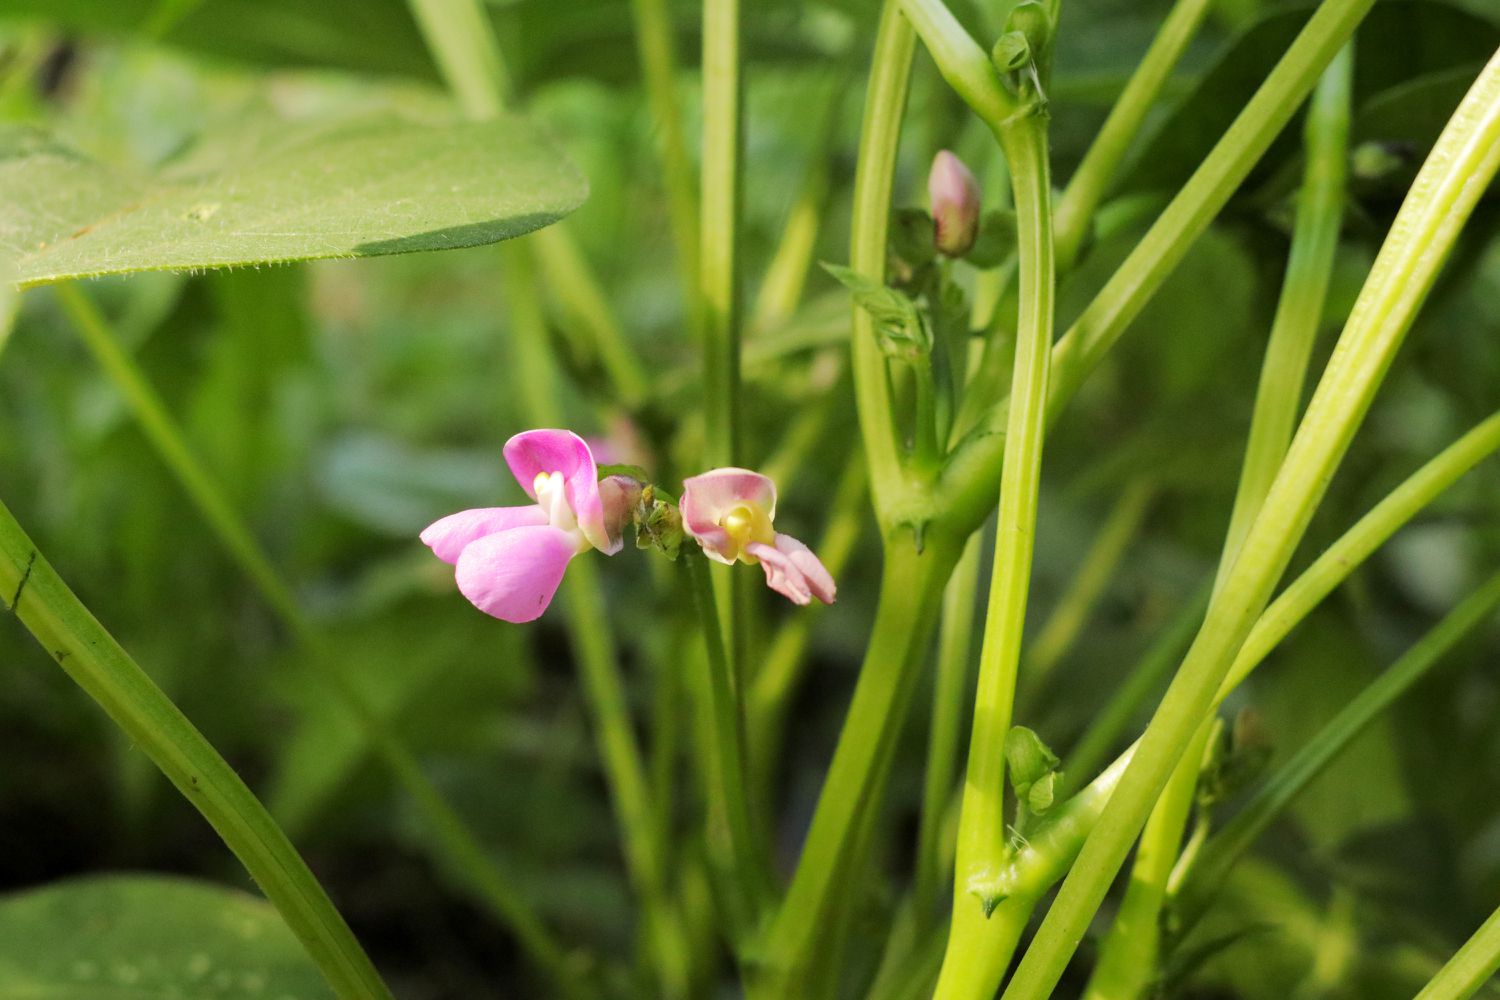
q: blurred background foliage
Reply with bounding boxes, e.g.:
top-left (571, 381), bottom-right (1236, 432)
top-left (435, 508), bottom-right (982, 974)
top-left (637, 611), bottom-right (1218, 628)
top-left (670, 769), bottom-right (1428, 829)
top-left (2, 0), bottom-right (1500, 997)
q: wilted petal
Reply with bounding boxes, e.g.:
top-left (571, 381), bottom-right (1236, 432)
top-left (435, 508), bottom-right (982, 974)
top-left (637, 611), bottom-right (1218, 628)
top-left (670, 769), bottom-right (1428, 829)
top-left (681, 468), bottom-right (777, 564)
top-left (420, 505), bottom-right (548, 565)
top-left (598, 475), bottom-right (642, 552)
top-left (454, 524), bottom-right (578, 622)
top-left (746, 540), bottom-right (813, 605)
top-left (773, 533), bottom-right (836, 604)
top-left (504, 429), bottom-right (615, 554)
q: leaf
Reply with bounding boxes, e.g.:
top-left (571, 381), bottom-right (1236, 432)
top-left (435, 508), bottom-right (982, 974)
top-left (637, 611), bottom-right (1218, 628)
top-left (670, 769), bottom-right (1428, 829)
top-left (1, 112), bottom-right (588, 287)
top-left (821, 262), bottom-right (931, 359)
top-left (0, 875), bottom-right (332, 999)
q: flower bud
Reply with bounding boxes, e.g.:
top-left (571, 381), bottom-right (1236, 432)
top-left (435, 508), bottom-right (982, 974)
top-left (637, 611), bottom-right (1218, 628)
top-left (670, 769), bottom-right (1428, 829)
top-left (928, 150), bottom-right (981, 257)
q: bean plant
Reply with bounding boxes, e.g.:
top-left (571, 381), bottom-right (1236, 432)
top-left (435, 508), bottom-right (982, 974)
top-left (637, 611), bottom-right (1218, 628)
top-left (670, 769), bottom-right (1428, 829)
top-left (2, 1), bottom-right (1500, 998)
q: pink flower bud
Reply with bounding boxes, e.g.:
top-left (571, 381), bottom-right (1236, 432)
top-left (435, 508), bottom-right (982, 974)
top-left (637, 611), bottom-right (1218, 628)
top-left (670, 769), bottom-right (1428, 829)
top-left (929, 150), bottom-right (981, 257)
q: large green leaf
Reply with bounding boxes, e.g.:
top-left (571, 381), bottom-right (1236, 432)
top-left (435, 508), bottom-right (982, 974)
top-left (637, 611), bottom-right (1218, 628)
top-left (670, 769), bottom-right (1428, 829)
top-left (0, 113), bottom-right (587, 287)
top-left (0, 875), bottom-right (332, 999)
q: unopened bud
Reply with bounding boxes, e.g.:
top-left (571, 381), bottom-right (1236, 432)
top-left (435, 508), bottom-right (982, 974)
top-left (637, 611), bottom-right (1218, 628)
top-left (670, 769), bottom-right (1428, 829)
top-left (928, 150), bottom-right (981, 257)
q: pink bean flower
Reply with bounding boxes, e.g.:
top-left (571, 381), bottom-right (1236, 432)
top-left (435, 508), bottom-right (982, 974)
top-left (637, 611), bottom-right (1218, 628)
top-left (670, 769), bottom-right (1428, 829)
top-left (680, 468), bottom-right (836, 606)
top-left (421, 429), bottom-right (633, 623)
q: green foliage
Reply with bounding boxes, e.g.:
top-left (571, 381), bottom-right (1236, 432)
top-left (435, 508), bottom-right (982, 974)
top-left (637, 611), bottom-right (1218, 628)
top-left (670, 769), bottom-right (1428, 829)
top-left (1, 113), bottom-right (586, 286)
top-left (0, 875), bottom-right (331, 999)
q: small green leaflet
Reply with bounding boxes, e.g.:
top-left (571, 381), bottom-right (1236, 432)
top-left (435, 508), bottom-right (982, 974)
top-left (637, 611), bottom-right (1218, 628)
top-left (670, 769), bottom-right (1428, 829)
top-left (0, 112), bottom-right (588, 287)
top-left (0, 875), bottom-right (333, 998)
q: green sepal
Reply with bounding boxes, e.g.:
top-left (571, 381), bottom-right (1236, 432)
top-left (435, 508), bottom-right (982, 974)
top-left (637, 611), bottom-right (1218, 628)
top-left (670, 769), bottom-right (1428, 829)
top-left (633, 483), bottom-right (683, 560)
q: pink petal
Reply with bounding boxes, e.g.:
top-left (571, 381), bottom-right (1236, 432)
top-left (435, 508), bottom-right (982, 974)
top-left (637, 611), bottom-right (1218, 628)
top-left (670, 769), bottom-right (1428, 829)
top-left (680, 468), bottom-right (777, 564)
top-left (503, 429), bottom-right (615, 554)
top-left (420, 505), bottom-right (548, 565)
top-left (454, 525), bottom-right (578, 622)
top-left (774, 532), bottom-right (836, 604)
top-left (745, 540), bottom-right (813, 605)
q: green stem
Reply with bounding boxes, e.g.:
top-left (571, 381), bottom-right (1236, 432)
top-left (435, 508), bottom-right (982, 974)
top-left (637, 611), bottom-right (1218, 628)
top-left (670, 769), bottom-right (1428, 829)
top-left (1415, 906), bottom-right (1500, 1000)
top-left (684, 551), bottom-right (765, 935)
top-left (937, 115), bottom-right (1055, 1000)
top-left (504, 244), bottom-right (689, 995)
top-left (1218, 45), bottom-right (1352, 576)
top-left (631, 0), bottom-right (703, 334)
top-left (1083, 48), bottom-right (1353, 1000)
top-left (702, 0), bottom-right (743, 467)
top-left (56, 281), bottom-right (582, 993)
top-left (1001, 49), bottom-right (1500, 1000)
top-left (747, 455), bottom-right (866, 795)
top-left (408, 0), bottom-right (509, 111)
top-left (752, 75), bottom-right (845, 333)
top-left (409, 0), bottom-right (648, 415)
top-left (409, 5), bottom-right (676, 989)
top-left (1222, 407), bottom-right (1500, 701)
top-left (848, 1), bottom-right (921, 526)
top-left (1066, 402), bottom-right (1500, 855)
top-left (1174, 565), bottom-right (1500, 933)
top-left (530, 228), bottom-right (650, 410)
top-left (1023, 479), bottom-right (1154, 696)
top-left (1079, 718), bottom-right (1212, 1000)
top-left (1062, 585), bottom-right (1210, 795)
top-left (941, 0), bottom-right (1378, 536)
top-left (755, 534), bottom-right (961, 995)
top-left (1052, 0), bottom-right (1213, 269)
top-left (0, 502), bottom-right (393, 1000)
top-left (914, 530), bottom-right (984, 917)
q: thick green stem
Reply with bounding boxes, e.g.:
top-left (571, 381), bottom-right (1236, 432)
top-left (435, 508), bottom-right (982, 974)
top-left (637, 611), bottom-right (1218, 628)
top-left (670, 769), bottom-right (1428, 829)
top-left (934, 115), bottom-right (1055, 1000)
top-left (747, 455), bottom-right (866, 798)
top-left (1083, 48), bottom-right (1353, 1000)
top-left (1002, 50), bottom-right (1500, 1000)
top-left (755, 535), bottom-right (961, 995)
top-left (1052, 0), bottom-right (1213, 269)
top-left (915, 531), bottom-right (984, 917)
top-left (0, 502), bottom-right (393, 1000)
top-left (941, 0), bottom-right (1378, 536)
top-left (1174, 565), bottom-right (1500, 932)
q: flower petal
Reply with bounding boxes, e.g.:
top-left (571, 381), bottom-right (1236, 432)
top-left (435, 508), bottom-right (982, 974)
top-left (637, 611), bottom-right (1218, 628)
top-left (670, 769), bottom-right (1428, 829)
top-left (745, 540), bottom-right (812, 605)
top-left (504, 429), bottom-right (615, 554)
top-left (681, 468), bottom-right (777, 564)
top-left (454, 524), bottom-right (578, 622)
top-left (420, 505), bottom-right (548, 565)
top-left (774, 532), bottom-right (836, 604)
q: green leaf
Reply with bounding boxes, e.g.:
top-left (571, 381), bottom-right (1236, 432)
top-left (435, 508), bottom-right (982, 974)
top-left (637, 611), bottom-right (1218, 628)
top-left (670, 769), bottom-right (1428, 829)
top-left (821, 262), bottom-right (931, 360)
top-left (1, 112), bottom-right (588, 287)
top-left (0, 875), bottom-right (332, 999)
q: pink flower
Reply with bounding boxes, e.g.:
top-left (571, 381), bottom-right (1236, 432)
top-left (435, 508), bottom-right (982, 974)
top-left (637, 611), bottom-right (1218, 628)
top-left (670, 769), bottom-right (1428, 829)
top-left (929, 150), bottom-right (981, 257)
top-left (680, 468), bottom-right (836, 606)
top-left (421, 429), bottom-right (632, 622)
